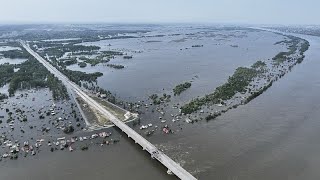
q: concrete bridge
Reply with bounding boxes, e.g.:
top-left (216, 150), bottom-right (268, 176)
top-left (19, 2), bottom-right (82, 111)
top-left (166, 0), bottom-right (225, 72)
top-left (21, 41), bottom-right (197, 180)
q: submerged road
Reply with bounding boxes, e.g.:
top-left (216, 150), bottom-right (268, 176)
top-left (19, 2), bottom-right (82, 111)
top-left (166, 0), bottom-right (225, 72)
top-left (20, 41), bottom-right (197, 180)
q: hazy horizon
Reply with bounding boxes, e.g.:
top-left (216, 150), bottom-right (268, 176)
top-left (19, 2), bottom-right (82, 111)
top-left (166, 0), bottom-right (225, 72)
top-left (0, 0), bottom-right (319, 25)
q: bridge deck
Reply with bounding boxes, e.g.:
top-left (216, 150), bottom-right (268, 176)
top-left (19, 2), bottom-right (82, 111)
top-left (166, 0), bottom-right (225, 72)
top-left (21, 42), bottom-right (197, 180)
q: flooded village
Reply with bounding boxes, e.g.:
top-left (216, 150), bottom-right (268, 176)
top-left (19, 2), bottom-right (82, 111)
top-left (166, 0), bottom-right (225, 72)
top-left (0, 24), bottom-right (313, 179)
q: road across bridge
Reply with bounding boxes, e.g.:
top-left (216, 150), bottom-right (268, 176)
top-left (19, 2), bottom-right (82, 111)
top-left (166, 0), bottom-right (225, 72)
top-left (21, 41), bottom-right (197, 180)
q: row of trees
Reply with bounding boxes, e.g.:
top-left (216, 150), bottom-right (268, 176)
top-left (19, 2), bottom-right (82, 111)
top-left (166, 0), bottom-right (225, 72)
top-left (173, 82), bottom-right (191, 96)
top-left (107, 64), bottom-right (124, 69)
top-left (181, 66), bottom-right (260, 114)
top-left (0, 63), bottom-right (15, 87)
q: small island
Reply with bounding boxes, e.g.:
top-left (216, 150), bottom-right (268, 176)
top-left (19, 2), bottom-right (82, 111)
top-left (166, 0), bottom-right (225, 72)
top-left (192, 45), bottom-right (204, 48)
top-left (78, 62), bottom-right (87, 68)
top-left (173, 82), bottom-right (192, 96)
top-left (180, 34), bottom-right (310, 119)
top-left (107, 64), bottom-right (125, 69)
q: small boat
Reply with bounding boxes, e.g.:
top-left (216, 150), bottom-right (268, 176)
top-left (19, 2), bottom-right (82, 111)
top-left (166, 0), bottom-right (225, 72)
top-left (140, 125), bottom-right (148, 130)
top-left (2, 153), bottom-right (9, 158)
top-left (185, 118), bottom-right (192, 123)
top-left (69, 146), bottom-right (73, 152)
top-left (167, 169), bottom-right (173, 175)
top-left (163, 128), bottom-right (169, 134)
top-left (57, 137), bottom-right (65, 141)
top-left (91, 134), bottom-right (98, 139)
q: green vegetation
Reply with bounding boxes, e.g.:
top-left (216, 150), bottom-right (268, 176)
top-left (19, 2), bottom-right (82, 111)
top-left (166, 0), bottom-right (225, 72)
top-left (31, 39), bottom-right (125, 64)
top-left (1, 49), bottom-right (31, 59)
top-left (78, 62), bottom-right (87, 68)
top-left (173, 82), bottom-right (192, 96)
top-left (0, 54), bottom-right (69, 100)
top-left (0, 63), bottom-right (15, 87)
top-left (28, 37), bottom-right (127, 89)
top-left (0, 46), bottom-right (70, 100)
top-left (101, 51), bottom-right (123, 56)
top-left (244, 82), bottom-right (273, 104)
top-left (299, 40), bottom-right (310, 55)
top-left (274, 39), bottom-right (292, 45)
top-left (0, 41), bottom-right (21, 47)
top-left (192, 45), bottom-right (204, 47)
top-left (205, 112), bottom-right (221, 121)
top-left (107, 64), bottom-right (125, 69)
top-left (37, 43), bottom-right (100, 59)
top-left (47, 75), bottom-right (70, 100)
top-left (60, 57), bottom-right (77, 66)
top-left (60, 69), bottom-right (103, 86)
top-left (45, 56), bottom-right (103, 86)
top-left (149, 93), bottom-right (171, 105)
top-left (210, 67), bottom-right (259, 100)
top-left (181, 36), bottom-right (309, 115)
top-left (181, 66), bottom-right (261, 114)
top-left (77, 51), bottom-right (124, 66)
top-left (7, 58), bottom-right (69, 100)
top-left (15, 28), bottom-right (145, 41)
top-left (149, 94), bottom-right (160, 104)
top-left (95, 87), bottom-right (116, 104)
top-left (123, 55), bottom-right (133, 59)
top-left (272, 35), bottom-right (304, 64)
top-left (28, 41), bottom-right (114, 101)
top-left (79, 56), bottom-right (109, 66)
top-left (297, 40), bottom-right (310, 64)
top-left (81, 146), bottom-right (89, 151)
top-left (272, 52), bottom-right (289, 64)
top-left (0, 93), bottom-right (8, 100)
top-left (251, 60), bottom-right (266, 69)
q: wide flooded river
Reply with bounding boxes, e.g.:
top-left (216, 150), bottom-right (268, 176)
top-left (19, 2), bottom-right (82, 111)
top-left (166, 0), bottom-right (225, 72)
top-left (1, 27), bottom-right (320, 180)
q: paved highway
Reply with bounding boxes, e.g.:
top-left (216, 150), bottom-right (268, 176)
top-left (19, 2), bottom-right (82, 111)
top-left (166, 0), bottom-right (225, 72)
top-left (20, 41), bottom-right (197, 180)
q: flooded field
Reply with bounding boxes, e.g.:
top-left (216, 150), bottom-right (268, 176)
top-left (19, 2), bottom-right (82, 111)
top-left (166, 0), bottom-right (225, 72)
top-left (0, 58), bottom-right (27, 65)
top-left (70, 28), bottom-right (287, 102)
top-left (0, 25), bottom-right (319, 180)
top-left (0, 46), bottom-right (21, 51)
top-left (0, 46), bottom-right (27, 65)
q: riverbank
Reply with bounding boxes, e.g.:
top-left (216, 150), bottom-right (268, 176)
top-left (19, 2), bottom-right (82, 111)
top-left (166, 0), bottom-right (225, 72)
top-left (1, 24), bottom-right (317, 180)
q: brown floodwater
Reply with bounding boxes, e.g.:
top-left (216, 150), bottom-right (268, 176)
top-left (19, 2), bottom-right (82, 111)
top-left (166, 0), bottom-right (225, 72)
top-left (1, 27), bottom-right (320, 180)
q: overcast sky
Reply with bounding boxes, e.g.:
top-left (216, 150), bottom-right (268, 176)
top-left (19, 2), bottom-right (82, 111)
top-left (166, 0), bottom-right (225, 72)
top-left (0, 0), bottom-right (319, 25)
